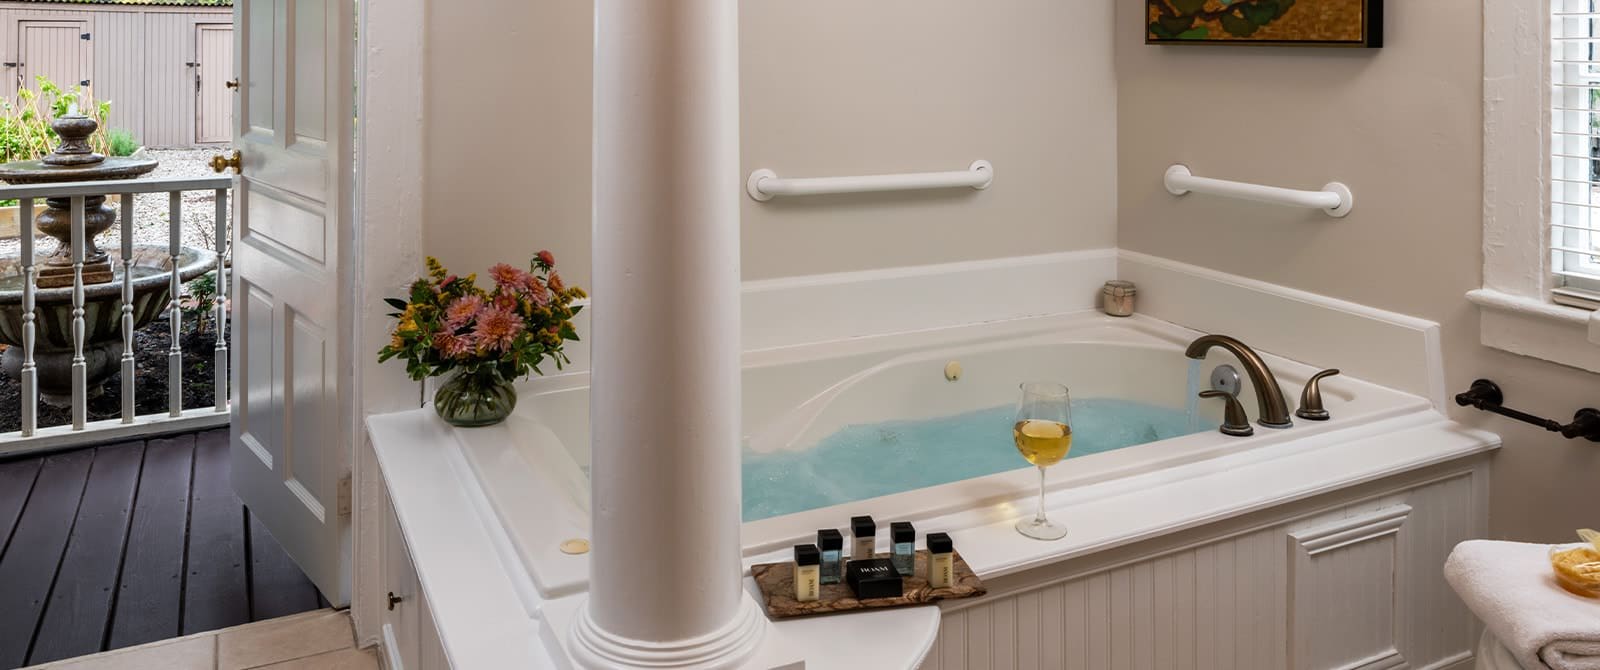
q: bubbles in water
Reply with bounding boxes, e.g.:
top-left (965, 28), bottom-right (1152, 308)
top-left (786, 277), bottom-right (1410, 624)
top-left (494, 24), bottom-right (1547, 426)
top-left (741, 398), bottom-right (1208, 522)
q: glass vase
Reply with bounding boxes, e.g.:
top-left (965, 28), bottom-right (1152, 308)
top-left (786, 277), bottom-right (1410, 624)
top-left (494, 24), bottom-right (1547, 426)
top-left (433, 370), bottom-right (517, 427)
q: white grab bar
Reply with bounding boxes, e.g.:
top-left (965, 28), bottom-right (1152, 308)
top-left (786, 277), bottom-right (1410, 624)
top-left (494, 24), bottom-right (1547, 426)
top-left (746, 160), bottom-right (993, 201)
top-left (1164, 164), bottom-right (1353, 218)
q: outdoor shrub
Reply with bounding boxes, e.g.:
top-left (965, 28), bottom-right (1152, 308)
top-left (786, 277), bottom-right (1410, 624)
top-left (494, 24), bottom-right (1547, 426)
top-left (179, 272), bottom-right (219, 335)
top-left (108, 128), bottom-right (138, 157)
top-left (0, 76), bottom-right (113, 164)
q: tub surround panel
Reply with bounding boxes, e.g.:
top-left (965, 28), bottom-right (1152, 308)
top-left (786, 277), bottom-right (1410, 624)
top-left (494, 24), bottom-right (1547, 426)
top-left (1119, 250), bottom-right (1444, 408)
top-left (544, 249), bottom-right (1117, 379)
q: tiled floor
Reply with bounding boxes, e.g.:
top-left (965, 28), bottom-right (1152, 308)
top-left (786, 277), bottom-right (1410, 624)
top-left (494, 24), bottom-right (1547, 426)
top-left (0, 429), bottom-right (326, 668)
top-left (20, 609), bottom-right (377, 670)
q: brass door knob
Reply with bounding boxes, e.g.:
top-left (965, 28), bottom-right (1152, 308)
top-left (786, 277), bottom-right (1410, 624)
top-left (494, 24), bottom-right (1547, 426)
top-left (386, 591), bottom-right (403, 610)
top-left (224, 78), bottom-right (240, 90)
top-left (1296, 369), bottom-right (1341, 421)
top-left (209, 150), bottom-right (241, 175)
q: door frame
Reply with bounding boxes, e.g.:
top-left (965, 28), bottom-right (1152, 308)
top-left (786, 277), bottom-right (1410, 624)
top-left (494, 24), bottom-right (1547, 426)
top-left (350, 0), bottom-right (426, 648)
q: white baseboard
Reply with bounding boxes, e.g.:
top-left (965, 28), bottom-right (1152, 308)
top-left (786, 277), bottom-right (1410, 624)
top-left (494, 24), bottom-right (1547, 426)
top-left (1118, 250), bottom-right (1445, 408)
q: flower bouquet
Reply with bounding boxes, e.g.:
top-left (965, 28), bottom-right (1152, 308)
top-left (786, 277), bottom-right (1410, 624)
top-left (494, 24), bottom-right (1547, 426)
top-left (379, 251), bottom-right (585, 427)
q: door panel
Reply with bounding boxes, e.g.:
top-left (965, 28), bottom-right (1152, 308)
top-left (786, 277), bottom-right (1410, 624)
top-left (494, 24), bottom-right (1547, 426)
top-left (230, 0), bottom-right (353, 605)
top-left (196, 24), bottom-right (234, 144)
top-left (19, 21), bottom-right (88, 96)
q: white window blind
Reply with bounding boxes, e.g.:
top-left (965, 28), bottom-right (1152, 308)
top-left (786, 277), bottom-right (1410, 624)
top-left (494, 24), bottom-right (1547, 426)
top-left (1553, 0), bottom-right (1600, 306)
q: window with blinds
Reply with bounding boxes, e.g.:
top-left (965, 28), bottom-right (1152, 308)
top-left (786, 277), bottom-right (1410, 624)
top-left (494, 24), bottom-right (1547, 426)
top-left (1553, 0), bottom-right (1600, 306)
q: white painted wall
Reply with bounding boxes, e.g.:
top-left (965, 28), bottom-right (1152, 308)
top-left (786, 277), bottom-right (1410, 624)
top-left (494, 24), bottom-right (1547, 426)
top-left (420, 0), bottom-right (1118, 289)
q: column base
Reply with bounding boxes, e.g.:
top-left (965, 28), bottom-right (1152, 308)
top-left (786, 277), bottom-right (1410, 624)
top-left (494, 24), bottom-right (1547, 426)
top-left (567, 593), bottom-right (768, 670)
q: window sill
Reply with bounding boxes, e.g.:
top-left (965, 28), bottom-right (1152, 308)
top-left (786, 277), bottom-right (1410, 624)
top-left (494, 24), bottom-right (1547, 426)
top-left (1466, 289), bottom-right (1600, 373)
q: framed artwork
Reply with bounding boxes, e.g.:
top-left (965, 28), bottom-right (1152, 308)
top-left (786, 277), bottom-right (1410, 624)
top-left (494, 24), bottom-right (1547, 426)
top-left (1146, 0), bottom-right (1382, 47)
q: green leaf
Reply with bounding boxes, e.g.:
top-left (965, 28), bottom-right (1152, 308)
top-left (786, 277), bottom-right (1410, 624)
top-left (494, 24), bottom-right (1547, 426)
top-left (1220, 12), bottom-right (1258, 36)
top-left (1178, 26), bottom-right (1210, 39)
top-left (1156, 14), bottom-right (1196, 36)
top-left (385, 298), bottom-right (409, 311)
top-left (1170, 0), bottom-right (1207, 14)
top-left (1242, 1), bottom-right (1279, 25)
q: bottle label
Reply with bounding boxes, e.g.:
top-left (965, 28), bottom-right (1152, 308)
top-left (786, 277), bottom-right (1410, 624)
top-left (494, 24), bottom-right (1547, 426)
top-left (931, 554), bottom-right (954, 588)
top-left (796, 565), bottom-right (820, 602)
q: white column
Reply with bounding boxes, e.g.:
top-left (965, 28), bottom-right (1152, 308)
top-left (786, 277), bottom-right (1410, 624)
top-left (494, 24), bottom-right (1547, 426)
top-left (570, 0), bottom-right (763, 667)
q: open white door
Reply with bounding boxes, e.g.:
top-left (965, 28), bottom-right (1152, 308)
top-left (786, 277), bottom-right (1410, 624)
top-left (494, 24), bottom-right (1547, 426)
top-left (228, 0), bottom-right (355, 605)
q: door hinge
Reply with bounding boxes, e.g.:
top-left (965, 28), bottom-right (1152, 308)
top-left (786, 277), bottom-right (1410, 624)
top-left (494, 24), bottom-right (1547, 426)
top-left (80, 32), bottom-right (89, 40)
top-left (337, 473), bottom-right (352, 518)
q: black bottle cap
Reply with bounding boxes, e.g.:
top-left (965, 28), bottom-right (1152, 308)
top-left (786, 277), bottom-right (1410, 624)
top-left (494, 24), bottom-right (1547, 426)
top-left (891, 521), bottom-right (915, 543)
top-left (817, 529), bottom-right (843, 551)
top-left (794, 544), bottom-right (820, 566)
top-left (927, 532), bottom-right (953, 554)
top-left (851, 515), bottom-right (875, 537)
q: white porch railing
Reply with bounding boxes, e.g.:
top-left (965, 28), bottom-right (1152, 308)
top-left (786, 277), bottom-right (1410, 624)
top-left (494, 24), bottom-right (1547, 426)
top-left (0, 175), bottom-right (232, 458)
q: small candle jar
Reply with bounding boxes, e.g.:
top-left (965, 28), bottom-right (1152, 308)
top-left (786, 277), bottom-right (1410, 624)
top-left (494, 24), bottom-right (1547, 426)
top-left (927, 532), bottom-right (955, 589)
top-left (794, 544), bottom-right (820, 602)
top-left (817, 529), bottom-right (843, 585)
top-left (890, 521), bottom-right (915, 576)
top-left (851, 515), bottom-right (876, 561)
top-left (1101, 280), bottom-right (1136, 317)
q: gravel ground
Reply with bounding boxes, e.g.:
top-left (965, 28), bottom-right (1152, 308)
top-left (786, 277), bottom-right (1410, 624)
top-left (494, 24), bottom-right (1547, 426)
top-left (0, 147), bottom-right (233, 258)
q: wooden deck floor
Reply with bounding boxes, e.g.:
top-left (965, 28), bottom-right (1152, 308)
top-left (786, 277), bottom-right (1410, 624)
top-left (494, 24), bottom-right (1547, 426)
top-left (0, 429), bottom-right (325, 669)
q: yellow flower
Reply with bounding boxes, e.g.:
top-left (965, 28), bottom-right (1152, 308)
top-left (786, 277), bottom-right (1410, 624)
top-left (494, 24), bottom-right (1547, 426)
top-left (389, 333), bottom-right (405, 349)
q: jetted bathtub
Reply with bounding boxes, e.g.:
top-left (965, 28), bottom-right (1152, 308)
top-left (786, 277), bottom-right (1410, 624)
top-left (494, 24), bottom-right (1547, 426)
top-left (477, 312), bottom-right (1429, 585)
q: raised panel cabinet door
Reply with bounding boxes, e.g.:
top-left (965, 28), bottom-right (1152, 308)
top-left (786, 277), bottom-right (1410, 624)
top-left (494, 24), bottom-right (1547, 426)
top-left (1287, 504), bottom-right (1413, 670)
top-left (228, 0), bottom-right (355, 606)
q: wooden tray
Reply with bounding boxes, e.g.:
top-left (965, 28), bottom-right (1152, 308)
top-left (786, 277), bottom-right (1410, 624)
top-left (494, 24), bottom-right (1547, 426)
top-left (751, 550), bottom-right (986, 619)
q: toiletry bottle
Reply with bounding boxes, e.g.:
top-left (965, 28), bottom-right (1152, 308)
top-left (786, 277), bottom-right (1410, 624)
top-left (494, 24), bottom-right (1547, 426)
top-left (794, 544), bottom-right (820, 602)
top-left (927, 532), bottom-right (955, 589)
top-left (851, 516), bottom-right (876, 560)
top-left (817, 529), bottom-right (844, 585)
top-left (890, 521), bottom-right (916, 576)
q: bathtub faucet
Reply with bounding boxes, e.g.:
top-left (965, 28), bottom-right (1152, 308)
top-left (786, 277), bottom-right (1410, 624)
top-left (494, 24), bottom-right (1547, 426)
top-left (1184, 334), bottom-right (1293, 429)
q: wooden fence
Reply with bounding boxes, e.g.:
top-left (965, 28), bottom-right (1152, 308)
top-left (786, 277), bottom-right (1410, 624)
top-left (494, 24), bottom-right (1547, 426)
top-left (0, 1), bottom-right (233, 148)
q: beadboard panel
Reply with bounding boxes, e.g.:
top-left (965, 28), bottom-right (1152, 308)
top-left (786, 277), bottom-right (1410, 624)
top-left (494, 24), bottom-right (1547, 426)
top-left (919, 473), bottom-right (1483, 670)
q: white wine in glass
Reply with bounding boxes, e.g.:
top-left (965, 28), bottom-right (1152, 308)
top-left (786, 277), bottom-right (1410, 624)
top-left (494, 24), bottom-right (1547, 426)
top-left (1013, 382), bottom-right (1071, 540)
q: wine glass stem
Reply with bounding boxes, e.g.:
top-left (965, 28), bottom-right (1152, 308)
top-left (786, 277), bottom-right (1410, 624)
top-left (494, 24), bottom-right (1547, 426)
top-left (1035, 466), bottom-right (1047, 524)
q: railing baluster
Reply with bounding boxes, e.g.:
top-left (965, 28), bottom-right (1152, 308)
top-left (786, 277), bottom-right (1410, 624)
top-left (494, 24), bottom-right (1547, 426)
top-left (213, 188), bottom-right (228, 413)
top-left (120, 193), bottom-right (135, 423)
top-left (70, 196), bottom-right (86, 430)
top-left (19, 198), bottom-right (35, 437)
top-left (167, 191), bottom-right (182, 418)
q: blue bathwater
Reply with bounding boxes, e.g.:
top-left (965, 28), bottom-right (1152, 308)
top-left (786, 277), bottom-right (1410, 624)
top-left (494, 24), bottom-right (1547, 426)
top-left (741, 398), bottom-right (1205, 522)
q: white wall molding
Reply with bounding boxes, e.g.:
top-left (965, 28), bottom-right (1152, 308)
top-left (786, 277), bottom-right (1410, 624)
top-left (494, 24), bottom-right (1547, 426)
top-left (1291, 504), bottom-right (1412, 556)
top-left (1468, 289), bottom-right (1600, 372)
top-left (1117, 250), bottom-right (1445, 407)
top-left (1474, 0), bottom-right (1600, 368)
top-left (353, 0), bottom-right (428, 647)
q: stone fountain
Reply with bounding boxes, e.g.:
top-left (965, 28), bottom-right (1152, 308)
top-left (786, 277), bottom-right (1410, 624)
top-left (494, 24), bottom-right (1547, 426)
top-left (0, 114), bottom-right (215, 405)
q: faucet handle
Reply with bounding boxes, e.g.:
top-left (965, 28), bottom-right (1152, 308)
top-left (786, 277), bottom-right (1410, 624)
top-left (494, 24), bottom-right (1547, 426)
top-left (1295, 369), bottom-right (1341, 421)
top-left (1198, 390), bottom-right (1254, 437)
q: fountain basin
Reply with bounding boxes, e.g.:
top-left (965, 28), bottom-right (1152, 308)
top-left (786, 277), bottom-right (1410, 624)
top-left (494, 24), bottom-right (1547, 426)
top-left (0, 245), bottom-right (216, 403)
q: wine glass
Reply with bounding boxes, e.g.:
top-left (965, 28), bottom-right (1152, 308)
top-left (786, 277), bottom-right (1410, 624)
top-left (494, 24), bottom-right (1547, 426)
top-left (1013, 382), bottom-right (1072, 540)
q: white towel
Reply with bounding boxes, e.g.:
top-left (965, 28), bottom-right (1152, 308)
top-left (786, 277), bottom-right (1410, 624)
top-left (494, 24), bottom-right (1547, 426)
top-left (1445, 540), bottom-right (1600, 670)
